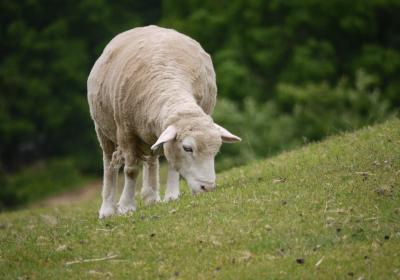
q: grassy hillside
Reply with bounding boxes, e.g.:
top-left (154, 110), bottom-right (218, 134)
top-left (1, 119), bottom-right (399, 279)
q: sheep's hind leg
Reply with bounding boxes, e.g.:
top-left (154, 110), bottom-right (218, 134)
top-left (164, 164), bottom-right (180, 202)
top-left (141, 155), bottom-right (161, 205)
top-left (96, 126), bottom-right (118, 219)
top-left (117, 154), bottom-right (139, 215)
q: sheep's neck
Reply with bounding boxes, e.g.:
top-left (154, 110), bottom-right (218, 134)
top-left (159, 98), bottom-right (207, 132)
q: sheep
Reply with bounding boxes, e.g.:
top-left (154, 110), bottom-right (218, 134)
top-left (87, 25), bottom-right (241, 218)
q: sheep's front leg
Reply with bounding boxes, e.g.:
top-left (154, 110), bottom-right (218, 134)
top-left (164, 164), bottom-right (180, 201)
top-left (141, 156), bottom-right (161, 205)
top-left (117, 163), bottom-right (139, 215)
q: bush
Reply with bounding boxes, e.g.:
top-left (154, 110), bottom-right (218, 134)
top-left (0, 158), bottom-right (86, 210)
top-left (276, 69), bottom-right (392, 140)
top-left (213, 98), bottom-right (297, 171)
top-left (213, 70), bottom-right (394, 171)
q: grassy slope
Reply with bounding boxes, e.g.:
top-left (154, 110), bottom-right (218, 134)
top-left (1, 119), bottom-right (399, 279)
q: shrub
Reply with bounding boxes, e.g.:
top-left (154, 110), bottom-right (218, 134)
top-left (0, 158), bottom-right (86, 210)
top-left (213, 70), bottom-right (394, 171)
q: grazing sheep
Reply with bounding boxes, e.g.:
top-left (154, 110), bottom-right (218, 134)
top-left (87, 25), bottom-right (241, 218)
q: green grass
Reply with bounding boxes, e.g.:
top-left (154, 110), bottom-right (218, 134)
top-left (1, 119), bottom-right (399, 279)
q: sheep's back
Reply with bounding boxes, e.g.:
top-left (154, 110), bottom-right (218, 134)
top-left (87, 25), bottom-right (217, 144)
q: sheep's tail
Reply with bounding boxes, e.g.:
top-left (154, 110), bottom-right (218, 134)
top-left (110, 147), bottom-right (124, 170)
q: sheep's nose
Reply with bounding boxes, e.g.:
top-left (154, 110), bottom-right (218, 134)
top-left (200, 183), bottom-right (216, 192)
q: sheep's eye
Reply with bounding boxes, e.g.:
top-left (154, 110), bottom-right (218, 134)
top-left (183, 145), bottom-right (193, 152)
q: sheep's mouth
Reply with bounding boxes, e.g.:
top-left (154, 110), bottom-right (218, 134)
top-left (191, 186), bottom-right (210, 194)
top-left (200, 184), bottom-right (216, 192)
top-left (187, 179), bottom-right (215, 193)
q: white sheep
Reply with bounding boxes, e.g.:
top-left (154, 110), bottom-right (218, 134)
top-left (87, 25), bottom-right (241, 218)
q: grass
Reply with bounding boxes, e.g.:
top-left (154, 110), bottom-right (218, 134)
top-left (0, 119), bottom-right (399, 279)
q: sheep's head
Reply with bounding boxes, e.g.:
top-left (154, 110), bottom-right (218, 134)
top-left (151, 117), bottom-right (241, 194)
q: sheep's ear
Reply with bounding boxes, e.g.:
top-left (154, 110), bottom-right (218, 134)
top-left (214, 124), bottom-right (241, 143)
top-left (151, 125), bottom-right (177, 150)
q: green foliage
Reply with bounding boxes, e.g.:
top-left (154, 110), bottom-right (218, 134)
top-left (0, 158), bottom-right (86, 210)
top-left (276, 70), bottom-right (391, 140)
top-left (1, 119), bottom-right (399, 279)
top-left (1, 0), bottom-right (399, 207)
top-left (214, 70), bottom-right (392, 171)
top-left (162, 0), bottom-right (400, 103)
top-left (0, 0), bottom-right (161, 171)
top-left (214, 98), bottom-right (297, 171)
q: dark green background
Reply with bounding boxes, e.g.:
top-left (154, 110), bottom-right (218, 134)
top-left (1, 0), bottom-right (399, 209)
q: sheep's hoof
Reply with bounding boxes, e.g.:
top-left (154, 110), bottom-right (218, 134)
top-left (117, 204), bottom-right (136, 215)
top-left (164, 192), bottom-right (180, 202)
top-left (99, 203), bottom-right (116, 219)
top-left (142, 191), bottom-right (161, 205)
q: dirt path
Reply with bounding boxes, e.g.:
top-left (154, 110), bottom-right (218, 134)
top-left (34, 180), bottom-right (101, 208)
top-left (34, 166), bottom-right (166, 208)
